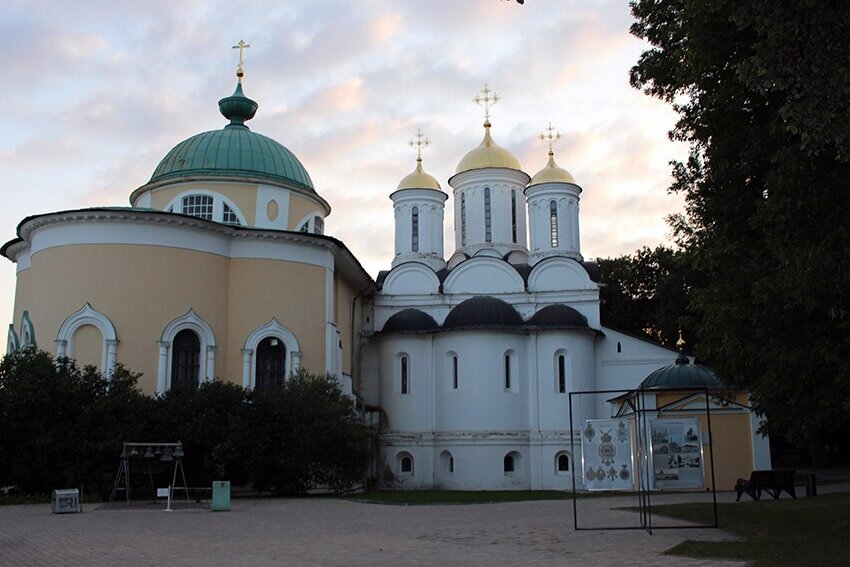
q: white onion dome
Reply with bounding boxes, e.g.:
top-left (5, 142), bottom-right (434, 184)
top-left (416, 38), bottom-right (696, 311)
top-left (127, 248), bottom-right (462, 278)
top-left (528, 151), bottom-right (576, 186)
top-left (455, 121), bottom-right (523, 174)
top-left (397, 157), bottom-right (442, 191)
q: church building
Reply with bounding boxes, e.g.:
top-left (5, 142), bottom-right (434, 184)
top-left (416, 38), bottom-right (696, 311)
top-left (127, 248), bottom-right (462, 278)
top-left (2, 60), bottom-right (770, 491)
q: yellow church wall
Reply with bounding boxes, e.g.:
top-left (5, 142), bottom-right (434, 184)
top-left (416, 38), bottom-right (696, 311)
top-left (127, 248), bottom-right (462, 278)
top-left (287, 193), bottom-right (324, 230)
top-left (225, 258), bottom-right (327, 379)
top-left (333, 274), bottom-right (361, 377)
top-left (72, 324), bottom-right (103, 370)
top-left (22, 244), bottom-right (230, 393)
top-left (147, 181), bottom-right (258, 226)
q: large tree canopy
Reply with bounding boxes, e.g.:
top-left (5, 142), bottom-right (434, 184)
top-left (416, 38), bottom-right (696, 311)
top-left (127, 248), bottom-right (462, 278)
top-left (630, 0), bottom-right (850, 445)
top-left (598, 245), bottom-right (699, 349)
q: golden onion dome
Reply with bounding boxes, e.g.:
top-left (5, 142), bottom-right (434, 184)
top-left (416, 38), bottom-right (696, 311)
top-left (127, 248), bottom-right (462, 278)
top-left (528, 151), bottom-right (576, 186)
top-left (455, 121), bottom-right (523, 174)
top-left (397, 158), bottom-right (442, 190)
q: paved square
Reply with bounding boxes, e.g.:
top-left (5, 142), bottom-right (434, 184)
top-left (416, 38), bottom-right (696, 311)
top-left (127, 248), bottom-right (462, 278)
top-left (0, 492), bottom-right (747, 566)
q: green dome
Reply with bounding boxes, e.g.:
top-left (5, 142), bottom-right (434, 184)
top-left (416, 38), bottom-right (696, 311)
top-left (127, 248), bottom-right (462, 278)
top-left (640, 352), bottom-right (721, 390)
top-left (148, 83), bottom-right (314, 192)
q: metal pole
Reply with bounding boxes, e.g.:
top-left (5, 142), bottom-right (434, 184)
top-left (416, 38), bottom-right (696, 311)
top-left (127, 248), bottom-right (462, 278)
top-left (569, 391), bottom-right (578, 530)
top-left (704, 387), bottom-right (719, 528)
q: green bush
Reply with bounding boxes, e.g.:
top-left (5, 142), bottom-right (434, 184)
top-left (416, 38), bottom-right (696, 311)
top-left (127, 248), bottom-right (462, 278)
top-left (0, 349), bottom-right (371, 499)
top-left (241, 369), bottom-right (372, 495)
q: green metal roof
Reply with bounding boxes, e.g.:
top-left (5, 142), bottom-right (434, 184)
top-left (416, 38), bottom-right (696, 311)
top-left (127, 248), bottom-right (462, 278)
top-left (148, 83), bottom-right (314, 192)
top-left (640, 353), bottom-right (721, 390)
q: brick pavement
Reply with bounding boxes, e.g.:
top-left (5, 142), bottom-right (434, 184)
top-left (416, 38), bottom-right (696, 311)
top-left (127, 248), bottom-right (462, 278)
top-left (0, 491), bottom-right (761, 566)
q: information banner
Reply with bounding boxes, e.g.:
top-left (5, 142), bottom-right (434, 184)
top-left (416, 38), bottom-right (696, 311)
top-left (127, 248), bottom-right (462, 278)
top-left (649, 418), bottom-right (705, 489)
top-left (581, 418), bottom-right (634, 491)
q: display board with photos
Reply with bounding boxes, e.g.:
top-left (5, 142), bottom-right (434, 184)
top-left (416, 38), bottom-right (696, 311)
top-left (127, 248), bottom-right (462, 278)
top-left (649, 418), bottom-right (705, 489)
top-left (580, 418), bottom-right (634, 491)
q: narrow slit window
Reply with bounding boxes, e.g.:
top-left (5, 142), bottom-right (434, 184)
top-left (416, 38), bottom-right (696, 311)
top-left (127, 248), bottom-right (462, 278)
top-left (411, 206), bottom-right (419, 252)
top-left (452, 355), bottom-right (458, 389)
top-left (461, 193), bottom-right (467, 246)
top-left (504, 353), bottom-right (511, 390)
top-left (558, 354), bottom-right (566, 393)
top-left (549, 200), bottom-right (559, 247)
top-left (400, 355), bottom-right (409, 394)
top-left (484, 187), bottom-right (492, 243)
top-left (511, 189), bottom-right (517, 243)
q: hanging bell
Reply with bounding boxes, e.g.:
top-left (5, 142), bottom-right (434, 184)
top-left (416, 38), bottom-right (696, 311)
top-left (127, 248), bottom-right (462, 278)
top-left (129, 447), bottom-right (140, 457)
top-left (144, 446), bottom-right (155, 459)
top-left (160, 448), bottom-right (174, 462)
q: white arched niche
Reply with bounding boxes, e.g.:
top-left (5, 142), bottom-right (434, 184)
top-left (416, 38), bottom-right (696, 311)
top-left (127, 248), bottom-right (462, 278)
top-left (55, 302), bottom-right (118, 377)
top-left (241, 318), bottom-right (301, 389)
top-left (157, 309), bottom-right (216, 394)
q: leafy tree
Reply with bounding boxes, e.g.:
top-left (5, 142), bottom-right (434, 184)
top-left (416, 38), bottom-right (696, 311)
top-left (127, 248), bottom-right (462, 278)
top-left (241, 369), bottom-right (371, 495)
top-left (0, 348), bottom-right (149, 495)
top-left (630, 0), bottom-right (850, 456)
top-left (598, 245), bottom-right (700, 348)
top-left (148, 381), bottom-right (249, 487)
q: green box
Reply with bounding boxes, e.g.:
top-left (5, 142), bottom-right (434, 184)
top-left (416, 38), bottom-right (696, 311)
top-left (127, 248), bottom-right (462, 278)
top-left (211, 481), bottom-right (230, 512)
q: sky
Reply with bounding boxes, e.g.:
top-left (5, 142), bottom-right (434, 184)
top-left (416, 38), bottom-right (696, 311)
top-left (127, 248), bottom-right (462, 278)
top-left (0, 0), bottom-right (687, 331)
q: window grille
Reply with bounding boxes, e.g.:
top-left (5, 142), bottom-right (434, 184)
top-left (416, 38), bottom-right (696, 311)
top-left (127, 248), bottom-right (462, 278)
top-left (222, 203), bottom-right (240, 225)
top-left (255, 336), bottom-right (286, 391)
top-left (181, 195), bottom-right (214, 220)
top-left (171, 329), bottom-right (200, 389)
top-left (461, 194), bottom-right (467, 246)
top-left (511, 189), bottom-right (517, 243)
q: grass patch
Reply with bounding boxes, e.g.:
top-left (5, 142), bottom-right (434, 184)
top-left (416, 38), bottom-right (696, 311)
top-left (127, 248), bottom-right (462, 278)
top-left (344, 489), bottom-right (628, 505)
top-left (347, 490), bottom-right (569, 505)
top-left (654, 492), bottom-right (850, 566)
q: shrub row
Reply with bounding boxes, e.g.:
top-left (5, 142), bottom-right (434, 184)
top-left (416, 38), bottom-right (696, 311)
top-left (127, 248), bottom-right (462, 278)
top-left (0, 348), bottom-right (371, 498)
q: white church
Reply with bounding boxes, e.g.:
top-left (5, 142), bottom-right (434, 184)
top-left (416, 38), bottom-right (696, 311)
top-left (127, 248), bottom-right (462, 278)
top-left (2, 60), bottom-right (769, 491)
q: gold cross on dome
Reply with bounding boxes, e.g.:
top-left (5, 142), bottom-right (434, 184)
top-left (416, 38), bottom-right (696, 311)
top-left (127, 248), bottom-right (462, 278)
top-left (408, 129), bottom-right (431, 160)
top-left (232, 40), bottom-right (251, 78)
top-left (539, 122), bottom-right (562, 154)
top-left (473, 82), bottom-right (500, 122)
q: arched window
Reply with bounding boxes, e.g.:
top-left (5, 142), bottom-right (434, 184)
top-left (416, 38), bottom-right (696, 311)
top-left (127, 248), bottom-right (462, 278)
top-left (167, 191), bottom-right (247, 225)
top-left (55, 303), bottom-right (118, 376)
top-left (511, 189), bottom-right (517, 243)
top-left (504, 451), bottom-right (521, 475)
top-left (557, 352), bottom-right (567, 394)
top-left (461, 193), bottom-right (467, 246)
top-left (440, 450), bottom-right (454, 475)
top-left (20, 311), bottom-right (35, 348)
top-left (504, 353), bottom-right (511, 390)
top-left (7, 325), bottom-right (19, 355)
top-left (400, 354), bottom-right (410, 394)
top-left (556, 452), bottom-right (570, 473)
top-left (549, 200), bottom-right (559, 247)
top-left (255, 336), bottom-right (287, 391)
top-left (171, 329), bottom-right (200, 389)
top-left (313, 216), bottom-right (324, 235)
top-left (158, 309), bottom-right (216, 394)
top-left (397, 452), bottom-right (414, 476)
top-left (242, 318), bottom-right (300, 390)
top-left (182, 194), bottom-right (214, 220)
top-left (299, 221), bottom-right (310, 233)
top-left (411, 206), bottom-right (419, 252)
top-left (484, 187), bottom-right (492, 242)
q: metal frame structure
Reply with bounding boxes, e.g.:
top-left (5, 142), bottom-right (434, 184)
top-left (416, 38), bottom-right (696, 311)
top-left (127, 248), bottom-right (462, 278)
top-left (108, 442), bottom-right (190, 508)
top-left (569, 387), bottom-right (719, 534)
